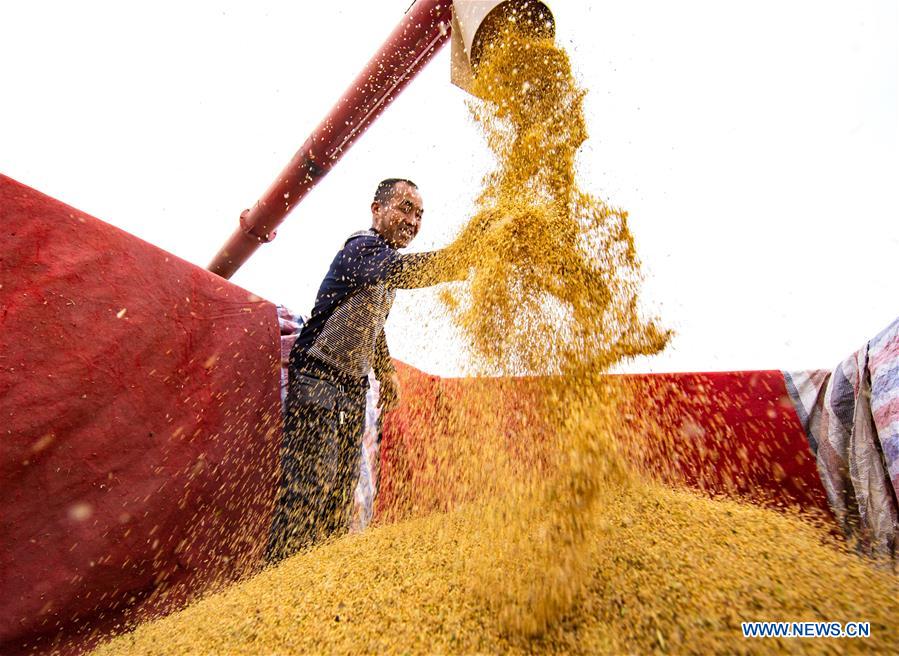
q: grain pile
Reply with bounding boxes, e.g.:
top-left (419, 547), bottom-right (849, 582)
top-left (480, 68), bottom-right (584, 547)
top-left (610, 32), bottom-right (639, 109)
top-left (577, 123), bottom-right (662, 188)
top-left (93, 13), bottom-right (898, 656)
top-left (93, 482), bottom-right (899, 655)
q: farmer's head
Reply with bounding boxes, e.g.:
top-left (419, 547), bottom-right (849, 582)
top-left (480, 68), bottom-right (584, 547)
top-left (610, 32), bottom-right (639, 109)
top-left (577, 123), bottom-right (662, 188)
top-left (371, 178), bottom-right (423, 248)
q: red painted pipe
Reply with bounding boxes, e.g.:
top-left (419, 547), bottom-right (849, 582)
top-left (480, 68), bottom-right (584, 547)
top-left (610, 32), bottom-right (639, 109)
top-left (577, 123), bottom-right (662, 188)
top-left (208, 0), bottom-right (453, 279)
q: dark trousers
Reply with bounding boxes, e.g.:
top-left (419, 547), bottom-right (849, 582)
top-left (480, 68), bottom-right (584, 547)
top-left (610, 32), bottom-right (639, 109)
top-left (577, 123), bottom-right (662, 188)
top-left (265, 371), bottom-right (366, 564)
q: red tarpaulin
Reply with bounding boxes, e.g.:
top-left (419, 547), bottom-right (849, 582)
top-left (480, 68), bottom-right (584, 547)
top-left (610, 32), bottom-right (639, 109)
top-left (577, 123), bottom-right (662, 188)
top-left (0, 174), bottom-right (282, 654)
top-left (378, 366), bottom-right (831, 519)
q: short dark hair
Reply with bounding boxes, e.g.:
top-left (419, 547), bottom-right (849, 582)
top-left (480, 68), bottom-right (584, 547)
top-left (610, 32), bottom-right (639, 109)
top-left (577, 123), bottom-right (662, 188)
top-left (373, 178), bottom-right (417, 205)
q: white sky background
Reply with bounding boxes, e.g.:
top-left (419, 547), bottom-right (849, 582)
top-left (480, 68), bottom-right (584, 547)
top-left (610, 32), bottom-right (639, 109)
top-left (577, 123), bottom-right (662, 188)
top-left (2, 1), bottom-right (897, 376)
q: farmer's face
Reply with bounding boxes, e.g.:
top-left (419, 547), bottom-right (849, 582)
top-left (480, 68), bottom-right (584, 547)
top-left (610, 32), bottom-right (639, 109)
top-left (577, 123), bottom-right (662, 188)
top-left (372, 182), bottom-right (423, 248)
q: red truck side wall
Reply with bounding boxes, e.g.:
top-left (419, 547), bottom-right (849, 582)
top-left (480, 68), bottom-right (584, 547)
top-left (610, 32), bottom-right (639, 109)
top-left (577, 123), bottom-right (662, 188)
top-left (378, 366), bottom-right (830, 520)
top-left (0, 175), bottom-right (282, 654)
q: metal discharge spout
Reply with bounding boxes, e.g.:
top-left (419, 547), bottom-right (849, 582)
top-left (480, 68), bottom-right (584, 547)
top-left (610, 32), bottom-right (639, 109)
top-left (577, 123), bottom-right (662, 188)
top-left (208, 0), bottom-right (453, 279)
top-left (451, 0), bottom-right (554, 96)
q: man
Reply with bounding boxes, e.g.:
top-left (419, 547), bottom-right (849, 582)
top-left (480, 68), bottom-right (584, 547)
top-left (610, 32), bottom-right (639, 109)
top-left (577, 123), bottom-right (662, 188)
top-left (266, 178), bottom-right (458, 563)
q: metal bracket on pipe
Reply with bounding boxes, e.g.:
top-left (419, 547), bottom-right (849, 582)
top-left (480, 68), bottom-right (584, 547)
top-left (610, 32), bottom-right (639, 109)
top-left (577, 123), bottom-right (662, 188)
top-left (239, 210), bottom-right (277, 243)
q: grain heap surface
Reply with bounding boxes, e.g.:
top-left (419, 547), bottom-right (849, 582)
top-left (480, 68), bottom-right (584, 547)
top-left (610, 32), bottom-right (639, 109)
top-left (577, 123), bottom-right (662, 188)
top-left (94, 13), bottom-right (898, 656)
top-left (94, 483), bottom-right (899, 655)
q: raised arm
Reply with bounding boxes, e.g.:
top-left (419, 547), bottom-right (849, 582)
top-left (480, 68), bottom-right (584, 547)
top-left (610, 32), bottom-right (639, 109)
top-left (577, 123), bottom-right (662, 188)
top-left (341, 236), bottom-right (465, 290)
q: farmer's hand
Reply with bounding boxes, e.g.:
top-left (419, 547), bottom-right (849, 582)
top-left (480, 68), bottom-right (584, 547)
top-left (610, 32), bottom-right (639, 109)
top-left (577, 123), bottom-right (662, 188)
top-left (378, 371), bottom-right (401, 412)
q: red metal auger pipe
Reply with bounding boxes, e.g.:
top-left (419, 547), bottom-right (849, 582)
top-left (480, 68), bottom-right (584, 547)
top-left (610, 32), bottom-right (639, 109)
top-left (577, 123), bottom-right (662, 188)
top-left (208, 0), bottom-right (453, 279)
